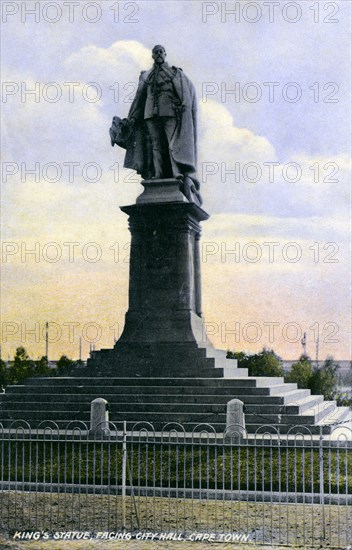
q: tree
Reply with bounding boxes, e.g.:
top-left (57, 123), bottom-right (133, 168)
top-left (227, 348), bottom-right (283, 377)
top-left (335, 390), bottom-right (352, 407)
top-left (57, 355), bottom-right (75, 372)
top-left (33, 356), bottom-right (50, 377)
top-left (334, 361), bottom-right (352, 406)
top-left (309, 356), bottom-right (339, 401)
top-left (0, 359), bottom-right (8, 391)
top-left (285, 354), bottom-right (313, 388)
top-left (226, 350), bottom-right (247, 362)
top-left (9, 347), bottom-right (35, 385)
top-left (284, 355), bottom-right (342, 402)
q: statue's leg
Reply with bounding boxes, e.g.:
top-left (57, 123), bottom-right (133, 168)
top-left (163, 117), bottom-right (182, 178)
top-left (146, 119), bottom-right (164, 178)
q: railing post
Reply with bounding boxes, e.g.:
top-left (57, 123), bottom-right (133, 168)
top-left (89, 398), bottom-right (110, 435)
top-left (122, 420), bottom-right (127, 528)
top-left (319, 426), bottom-right (326, 541)
top-left (225, 399), bottom-right (246, 440)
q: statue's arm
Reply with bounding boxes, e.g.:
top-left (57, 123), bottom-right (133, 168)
top-left (128, 71), bottom-right (147, 122)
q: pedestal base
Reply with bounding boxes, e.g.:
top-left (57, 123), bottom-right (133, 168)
top-left (87, 185), bottom-right (219, 376)
top-left (136, 178), bottom-right (188, 204)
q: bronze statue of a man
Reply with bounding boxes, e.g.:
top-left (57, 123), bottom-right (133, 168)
top-left (112, 46), bottom-right (198, 182)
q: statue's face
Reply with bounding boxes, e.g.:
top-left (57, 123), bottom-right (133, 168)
top-left (152, 46), bottom-right (166, 65)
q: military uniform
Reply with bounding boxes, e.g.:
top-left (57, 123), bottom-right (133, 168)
top-left (143, 63), bottom-right (182, 178)
top-left (126, 59), bottom-right (197, 182)
top-left (144, 63), bottom-right (180, 118)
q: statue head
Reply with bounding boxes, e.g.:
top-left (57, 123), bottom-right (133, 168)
top-left (152, 45), bottom-right (166, 65)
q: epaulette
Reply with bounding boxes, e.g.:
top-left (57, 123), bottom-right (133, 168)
top-left (172, 66), bottom-right (182, 71)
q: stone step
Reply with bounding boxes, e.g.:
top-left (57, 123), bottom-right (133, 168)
top-left (203, 349), bottom-right (249, 375)
top-left (5, 384), bottom-right (300, 399)
top-left (117, 403), bottom-right (333, 426)
top-left (5, 383), bottom-right (299, 399)
top-left (0, 393), bottom-right (325, 414)
top-left (3, 387), bottom-right (310, 405)
top-left (2, 410), bottom-right (224, 425)
top-left (0, 394), bottom-right (243, 406)
top-left (2, 371), bottom-right (344, 435)
top-left (228, 395), bottom-right (324, 415)
top-left (238, 389), bottom-right (312, 404)
top-left (100, 344), bottom-right (231, 363)
top-left (1, 408), bottom-right (348, 434)
top-left (2, 410), bottom-right (84, 422)
top-left (2, 403), bottom-right (336, 426)
top-left (239, 402), bottom-right (337, 426)
top-left (283, 401), bottom-right (337, 425)
top-left (22, 376), bottom-right (287, 387)
top-left (0, 417), bottom-right (341, 435)
top-left (247, 408), bottom-right (351, 434)
top-left (283, 394), bottom-right (324, 414)
top-left (105, 407), bottom-right (340, 428)
top-left (316, 404), bottom-right (351, 427)
top-left (2, 401), bottom-right (225, 414)
top-left (219, 367), bottom-right (250, 378)
top-left (6, 385), bottom-right (259, 397)
top-left (265, 384), bottom-right (298, 395)
top-left (236, 423), bottom-right (338, 435)
top-left (204, 347), bottom-right (227, 361)
top-left (84, 347), bottom-right (245, 377)
top-left (0, 391), bottom-right (311, 406)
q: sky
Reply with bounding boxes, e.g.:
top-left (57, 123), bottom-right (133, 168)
top-left (1, 0), bottom-right (351, 361)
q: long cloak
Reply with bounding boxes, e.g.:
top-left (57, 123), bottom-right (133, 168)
top-left (124, 67), bottom-right (197, 180)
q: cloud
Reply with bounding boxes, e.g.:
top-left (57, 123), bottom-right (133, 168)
top-left (1, 39), bottom-right (350, 360)
top-left (63, 40), bottom-right (151, 118)
top-left (3, 42), bottom-right (350, 252)
top-left (199, 99), bottom-right (276, 163)
top-left (198, 99), bottom-right (351, 219)
top-left (64, 40), bottom-right (151, 83)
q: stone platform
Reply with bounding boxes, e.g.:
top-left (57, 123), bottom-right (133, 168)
top-left (0, 372), bottom-right (350, 434)
top-left (1, 179), bottom-right (350, 435)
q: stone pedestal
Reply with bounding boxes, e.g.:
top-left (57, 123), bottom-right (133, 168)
top-left (118, 182), bottom-right (209, 346)
top-left (86, 179), bottom-right (229, 377)
top-left (136, 178), bottom-right (189, 204)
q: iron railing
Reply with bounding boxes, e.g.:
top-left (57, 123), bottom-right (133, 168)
top-left (0, 420), bottom-right (351, 547)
